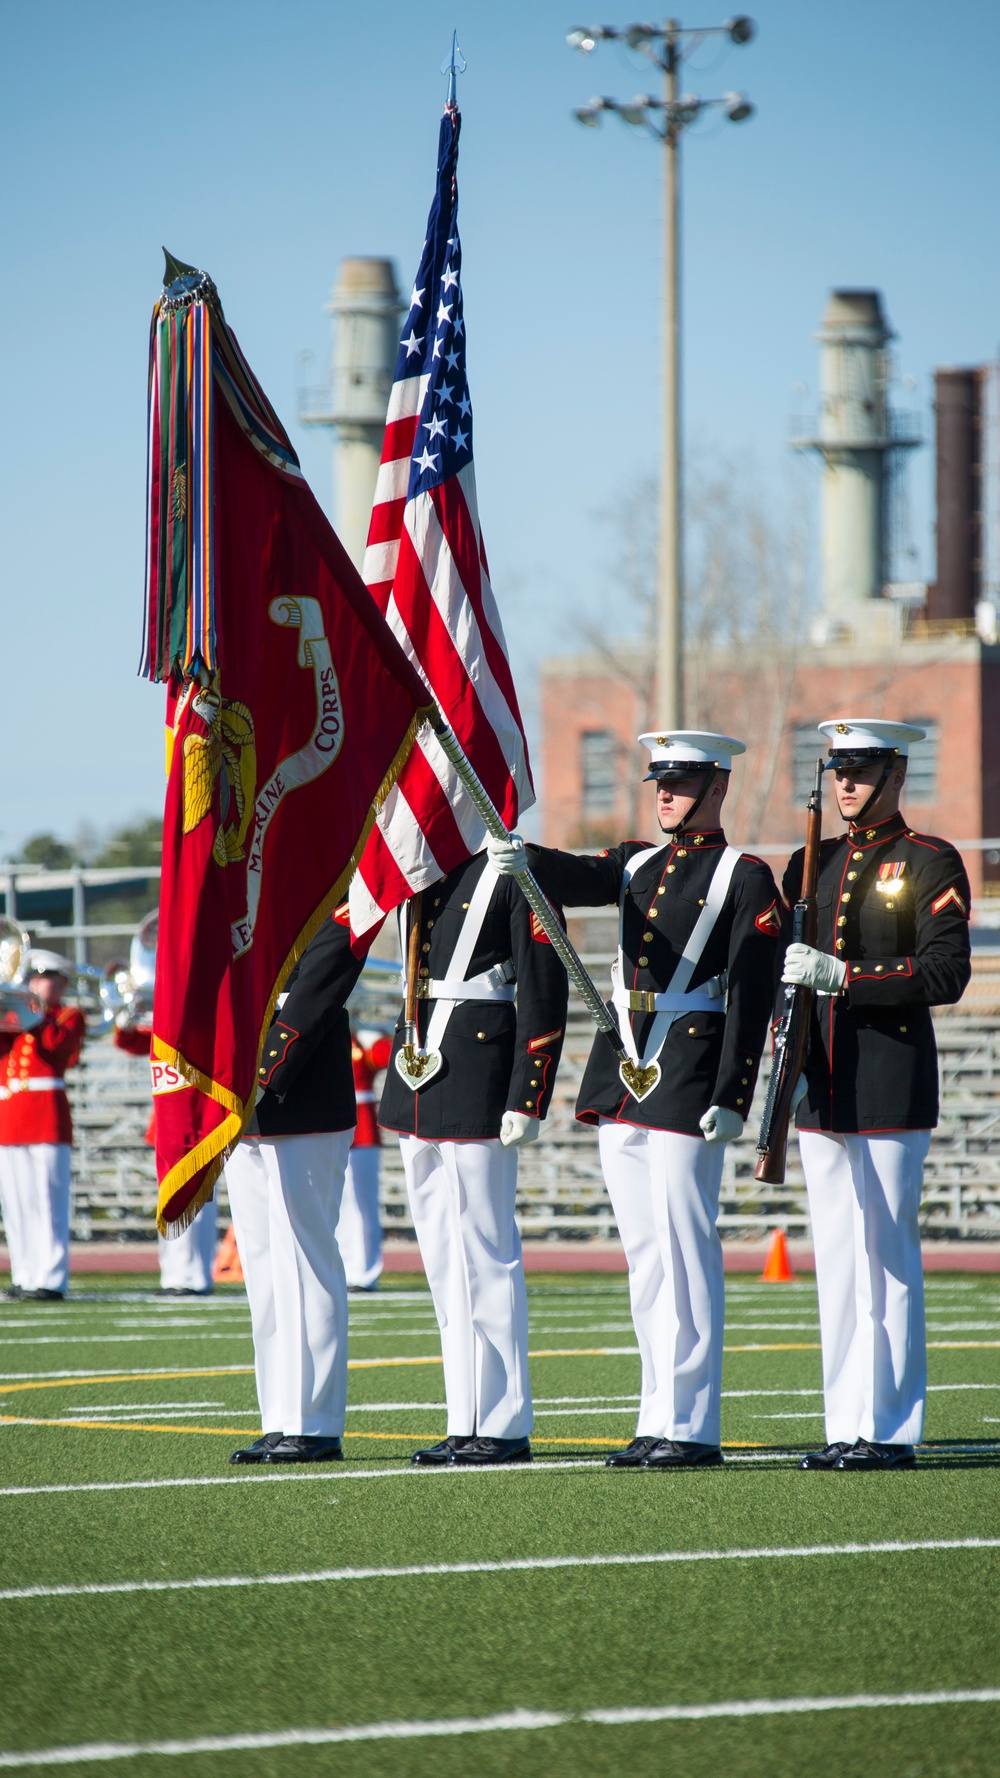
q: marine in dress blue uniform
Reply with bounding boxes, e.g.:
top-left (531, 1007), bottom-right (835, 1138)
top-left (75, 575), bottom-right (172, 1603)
top-left (489, 732), bottom-right (782, 1468)
top-left (782, 721), bottom-right (971, 1471)
top-left (378, 851), bottom-right (568, 1466)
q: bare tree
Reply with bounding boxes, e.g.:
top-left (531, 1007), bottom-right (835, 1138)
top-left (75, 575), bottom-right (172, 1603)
top-left (582, 452), bottom-right (813, 844)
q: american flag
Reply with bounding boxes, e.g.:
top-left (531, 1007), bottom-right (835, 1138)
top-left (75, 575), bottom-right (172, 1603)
top-left (349, 104), bottom-right (534, 938)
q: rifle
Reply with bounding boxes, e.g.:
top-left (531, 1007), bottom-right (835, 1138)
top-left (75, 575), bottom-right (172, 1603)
top-left (754, 757), bottom-right (825, 1184)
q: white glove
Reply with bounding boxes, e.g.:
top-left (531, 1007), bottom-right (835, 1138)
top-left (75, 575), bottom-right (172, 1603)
top-left (486, 831), bottom-right (528, 876)
top-left (781, 942), bottom-right (847, 996)
top-left (500, 1110), bottom-right (540, 1148)
top-left (791, 1073), bottom-right (809, 1113)
top-left (699, 1104), bottom-right (744, 1144)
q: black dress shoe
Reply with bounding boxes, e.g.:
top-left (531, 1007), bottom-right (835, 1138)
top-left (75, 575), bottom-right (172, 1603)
top-left (21, 1288), bottom-right (66, 1302)
top-left (230, 1432), bottom-right (286, 1465)
top-left (834, 1440), bottom-right (916, 1471)
top-left (641, 1440), bottom-right (724, 1469)
top-left (159, 1286), bottom-right (213, 1297)
top-left (2, 1286), bottom-right (23, 1301)
top-left (799, 1441), bottom-right (855, 1470)
top-left (410, 1436), bottom-right (473, 1467)
top-left (451, 1436), bottom-right (532, 1466)
top-left (606, 1436), bottom-right (661, 1469)
top-left (262, 1435), bottom-right (344, 1464)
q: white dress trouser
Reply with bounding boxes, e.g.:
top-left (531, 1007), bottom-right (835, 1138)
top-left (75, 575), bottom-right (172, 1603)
top-left (799, 1128), bottom-right (930, 1447)
top-left (0, 1144), bottom-right (72, 1293)
top-left (335, 1146), bottom-right (383, 1289)
top-left (224, 1131), bottom-right (352, 1437)
top-left (599, 1121), bottom-right (726, 1446)
top-left (158, 1196), bottom-right (218, 1293)
top-left (400, 1134), bottom-right (532, 1439)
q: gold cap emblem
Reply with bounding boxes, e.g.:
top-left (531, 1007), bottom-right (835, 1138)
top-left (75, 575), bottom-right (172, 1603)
top-left (835, 722), bottom-right (850, 734)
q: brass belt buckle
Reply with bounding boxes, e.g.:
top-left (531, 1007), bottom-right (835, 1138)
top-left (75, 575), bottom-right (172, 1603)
top-left (414, 981), bottom-right (430, 999)
top-left (628, 989), bottom-right (657, 1014)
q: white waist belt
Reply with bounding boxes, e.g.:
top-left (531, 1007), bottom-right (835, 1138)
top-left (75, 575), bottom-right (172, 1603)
top-left (405, 962), bottom-right (516, 1002)
top-left (0, 1078), bottom-right (67, 1097)
top-left (612, 972), bottom-right (726, 1017)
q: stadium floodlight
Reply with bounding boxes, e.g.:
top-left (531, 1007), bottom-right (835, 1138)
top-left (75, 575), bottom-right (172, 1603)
top-left (624, 22), bottom-right (660, 48)
top-left (724, 89), bottom-right (754, 120)
top-left (565, 13), bottom-right (757, 727)
top-left (674, 92), bottom-right (702, 123)
top-left (567, 25), bottom-right (621, 51)
top-left (618, 94), bottom-right (657, 125)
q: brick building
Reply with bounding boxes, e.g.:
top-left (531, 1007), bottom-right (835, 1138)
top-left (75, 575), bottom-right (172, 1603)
top-left (539, 625), bottom-right (1000, 906)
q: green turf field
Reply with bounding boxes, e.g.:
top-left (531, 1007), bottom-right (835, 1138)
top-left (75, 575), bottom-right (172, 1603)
top-left (1, 1269), bottom-right (998, 1775)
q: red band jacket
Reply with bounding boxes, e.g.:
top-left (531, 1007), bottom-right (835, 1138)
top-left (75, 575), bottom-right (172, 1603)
top-left (0, 1006), bottom-right (86, 1145)
top-left (782, 810), bottom-right (971, 1132)
top-left (352, 1034), bottom-right (392, 1148)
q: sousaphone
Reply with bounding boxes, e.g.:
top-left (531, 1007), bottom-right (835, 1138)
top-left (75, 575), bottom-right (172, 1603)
top-left (0, 918), bottom-right (43, 1034)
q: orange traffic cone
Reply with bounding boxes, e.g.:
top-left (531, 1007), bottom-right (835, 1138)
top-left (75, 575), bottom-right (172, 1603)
top-left (213, 1223), bottom-right (244, 1284)
top-left (761, 1229), bottom-right (795, 1283)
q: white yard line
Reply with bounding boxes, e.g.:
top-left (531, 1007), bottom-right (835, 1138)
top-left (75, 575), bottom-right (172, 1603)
top-left (2, 1535), bottom-right (997, 1605)
top-left (0, 1688), bottom-right (998, 1767)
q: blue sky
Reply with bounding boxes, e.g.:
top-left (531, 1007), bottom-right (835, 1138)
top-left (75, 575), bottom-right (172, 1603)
top-left (3, 0), bottom-right (999, 851)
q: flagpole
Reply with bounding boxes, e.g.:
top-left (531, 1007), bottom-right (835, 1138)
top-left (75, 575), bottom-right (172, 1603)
top-left (426, 709), bottom-right (629, 1065)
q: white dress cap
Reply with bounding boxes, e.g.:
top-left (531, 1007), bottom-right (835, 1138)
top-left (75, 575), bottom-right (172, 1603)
top-left (638, 729), bottom-right (747, 774)
top-left (818, 719), bottom-right (926, 758)
top-left (27, 949), bottom-right (74, 977)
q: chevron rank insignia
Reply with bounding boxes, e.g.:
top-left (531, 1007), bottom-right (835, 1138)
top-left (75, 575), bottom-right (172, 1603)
top-left (931, 886), bottom-right (967, 917)
top-left (755, 901), bottom-right (782, 937)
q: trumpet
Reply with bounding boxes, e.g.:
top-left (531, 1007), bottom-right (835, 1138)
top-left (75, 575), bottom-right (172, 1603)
top-left (0, 917), bottom-right (43, 1034)
top-left (100, 909), bottom-right (157, 1031)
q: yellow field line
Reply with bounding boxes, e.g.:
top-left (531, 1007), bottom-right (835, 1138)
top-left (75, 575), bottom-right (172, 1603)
top-left (3, 1340), bottom-right (993, 1402)
top-left (0, 1414), bottom-right (765, 1451)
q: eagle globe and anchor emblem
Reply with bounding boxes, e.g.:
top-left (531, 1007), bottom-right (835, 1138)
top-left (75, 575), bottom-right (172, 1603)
top-left (178, 594), bottom-right (345, 957)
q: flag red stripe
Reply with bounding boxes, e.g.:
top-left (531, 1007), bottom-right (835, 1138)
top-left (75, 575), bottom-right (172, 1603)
top-left (367, 498), bottom-right (407, 552)
top-left (430, 477), bottom-right (524, 741)
top-left (380, 416), bottom-right (419, 465)
top-left (390, 528), bottom-right (518, 805)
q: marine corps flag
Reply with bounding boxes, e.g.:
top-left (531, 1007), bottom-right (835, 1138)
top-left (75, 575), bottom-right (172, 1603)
top-left (141, 256), bottom-right (431, 1235)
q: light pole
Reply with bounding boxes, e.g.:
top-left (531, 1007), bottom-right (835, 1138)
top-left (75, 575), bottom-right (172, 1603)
top-left (568, 18), bottom-right (756, 728)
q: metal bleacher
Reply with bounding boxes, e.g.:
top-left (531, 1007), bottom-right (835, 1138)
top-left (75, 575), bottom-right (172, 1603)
top-left (65, 919), bottom-right (1000, 1247)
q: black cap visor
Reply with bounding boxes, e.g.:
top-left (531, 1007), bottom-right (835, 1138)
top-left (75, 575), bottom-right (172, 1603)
top-left (827, 747), bottom-right (897, 772)
top-left (644, 759), bottom-right (723, 784)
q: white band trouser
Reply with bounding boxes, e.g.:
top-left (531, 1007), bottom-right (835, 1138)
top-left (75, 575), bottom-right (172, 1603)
top-left (798, 1128), bottom-right (930, 1446)
top-left (599, 1120), bottom-right (726, 1445)
top-left (400, 1134), bottom-right (532, 1439)
top-left (0, 1143), bottom-right (71, 1293)
top-left (157, 1196), bottom-right (217, 1293)
top-left (335, 1146), bottom-right (383, 1290)
top-left (224, 1130), bottom-right (352, 1437)
top-left (613, 845), bottom-right (740, 1074)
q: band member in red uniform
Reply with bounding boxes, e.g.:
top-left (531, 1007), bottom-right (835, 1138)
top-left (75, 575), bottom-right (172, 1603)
top-left (336, 1025), bottom-right (392, 1292)
top-left (0, 952), bottom-right (85, 1301)
top-left (113, 1021), bottom-right (217, 1294)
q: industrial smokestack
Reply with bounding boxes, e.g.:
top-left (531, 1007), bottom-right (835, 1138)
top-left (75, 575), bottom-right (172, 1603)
top-left (815, 289), bottom-right (891, 613)
top-left (300, 256), bottom-right (404, 571)
top-left (930, 367), bottom-right (981, 625)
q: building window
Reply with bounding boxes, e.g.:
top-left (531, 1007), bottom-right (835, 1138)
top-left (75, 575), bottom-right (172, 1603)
top-left (581, 729), bottom-right (617, 817)
top-left (791, 725), bottom-right (824, 802)
top-left (791, 720), bottom-right (938, 803)
top-left (904, 721), bottom-right (937, 802)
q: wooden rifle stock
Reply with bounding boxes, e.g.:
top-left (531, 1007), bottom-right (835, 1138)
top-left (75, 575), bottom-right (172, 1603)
top-left (754, 759), bottom-right (825, 1184)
